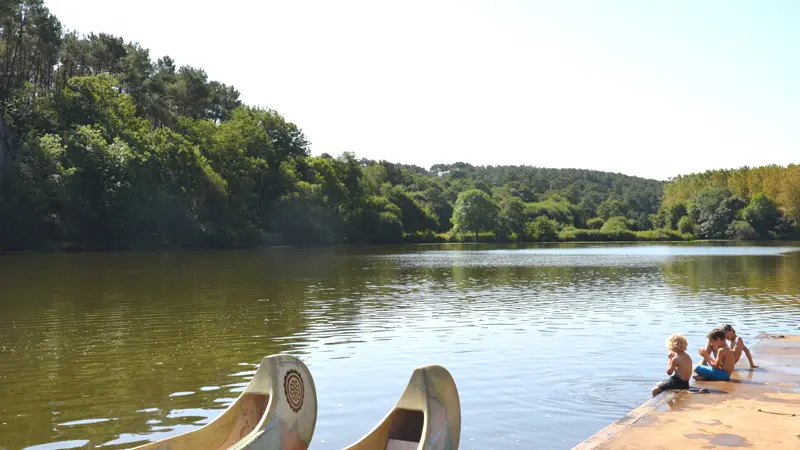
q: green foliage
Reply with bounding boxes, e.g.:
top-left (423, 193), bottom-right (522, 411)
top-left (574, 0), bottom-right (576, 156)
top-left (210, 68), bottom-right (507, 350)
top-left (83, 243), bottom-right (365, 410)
top-left (719, 195), bottom-right (747, 220)
top-left (1, 133), bottom-right (68, 248)
top-left (420, 184), bottom-right (453, 232)
top-left (0, 2), bottom-right (671, 251)
top-left (523, 196), bottom-right (581, 226)
top-left (663, 165), bottom-right (800, 222)
top-left (559, 228), bottom-right (690, 242)
top-left (272, 182), bottom-right (338, 246)
top-left (741, 193), bottom-right (780, 239)
top-left (688, 188), bottom-right (729, 223)
top-left (559, 229), bottom-right (637, 242)
top-left (387, 186), bottom-right (438, 233)
top-left (662, 203), bottom-right (688, 230)
top-left (450, 231), bottom-right (498, 243)
top-left (404, 229), bottom-right (446, 244)
top-left (601, 216), bottom-right (630, 232)
top-left (772, 217), bottom-right (797, 240)
top-left (586, 217), bottom-right (605, 230)
top-left (688, 188), bottom-right (750, 239)
top-left (0, 0), bottom-right (63, 103)
top-left (726, 220), bottom-right (758, 241)
top-left (526, 216), bottom-right (559, 242)
top-left (451, 189), bottom-right (499, 238)
top-left (0, 1), bottom-right (794, 250)
top-left (677, 216), bottom-right (695, 235)
top-left (55, 75), bottom-right (147, 140)
top-left (633, 229), bottom-right (692, 241)
top-left (498, 196), bottom-right (526, 237)
top-left (649, 213), bottom-right (666, 229)
top-left (355, 196), bottom-right (404, 244)
top-left (596, 198), bottom-right (629, 220)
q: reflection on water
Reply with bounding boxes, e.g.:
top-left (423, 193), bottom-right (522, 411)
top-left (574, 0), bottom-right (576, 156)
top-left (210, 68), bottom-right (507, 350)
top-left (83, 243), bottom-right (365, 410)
top-left (1, 244), bottom-right (799, 450)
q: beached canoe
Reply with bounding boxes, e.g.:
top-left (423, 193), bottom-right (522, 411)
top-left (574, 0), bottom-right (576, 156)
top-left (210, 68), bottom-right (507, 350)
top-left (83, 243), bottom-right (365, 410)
top-left (343, 365), bottom-right (461, 450)
top-left (133, 354), bottom-right (317, 450)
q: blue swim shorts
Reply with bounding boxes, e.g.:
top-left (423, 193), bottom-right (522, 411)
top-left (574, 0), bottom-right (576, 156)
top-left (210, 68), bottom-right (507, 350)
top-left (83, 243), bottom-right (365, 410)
top-left (694, 364), bottom-right (731, 381)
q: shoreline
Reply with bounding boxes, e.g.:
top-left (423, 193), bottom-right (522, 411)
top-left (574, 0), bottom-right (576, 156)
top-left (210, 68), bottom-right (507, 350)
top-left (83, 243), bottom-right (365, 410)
top-left (572, 334), bottom-right (800, 450)
top-left (1, 239), bottom-right (799, 256)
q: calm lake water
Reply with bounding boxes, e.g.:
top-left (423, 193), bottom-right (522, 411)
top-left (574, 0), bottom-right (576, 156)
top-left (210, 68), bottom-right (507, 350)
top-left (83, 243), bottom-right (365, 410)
top-left (1, 243), bottom-right (799, 450)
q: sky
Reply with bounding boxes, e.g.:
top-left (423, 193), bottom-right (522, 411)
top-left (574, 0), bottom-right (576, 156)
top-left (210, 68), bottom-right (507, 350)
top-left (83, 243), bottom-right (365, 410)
top-left (45, 0), bottom-right (800, 180)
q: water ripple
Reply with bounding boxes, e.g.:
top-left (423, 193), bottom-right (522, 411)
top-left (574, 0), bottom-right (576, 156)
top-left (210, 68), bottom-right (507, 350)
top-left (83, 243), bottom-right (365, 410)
top-left (1, 244), bottom-right (799, 450)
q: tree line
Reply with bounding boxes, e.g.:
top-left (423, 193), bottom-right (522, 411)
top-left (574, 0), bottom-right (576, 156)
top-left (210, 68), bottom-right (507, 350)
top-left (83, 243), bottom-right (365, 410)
top-left (0, 1), bottom-right (796, 251)
top-left (660, 167), bottom-right (800, 240)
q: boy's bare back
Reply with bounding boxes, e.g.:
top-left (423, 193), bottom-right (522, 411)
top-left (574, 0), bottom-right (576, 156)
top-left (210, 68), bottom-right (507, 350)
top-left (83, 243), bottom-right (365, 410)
top-left (715, 346), bottom-right (735, 374)
top-left (653, 333), bottom-right (692, 397)
top-left (673, 351), bottom-right (693, 381)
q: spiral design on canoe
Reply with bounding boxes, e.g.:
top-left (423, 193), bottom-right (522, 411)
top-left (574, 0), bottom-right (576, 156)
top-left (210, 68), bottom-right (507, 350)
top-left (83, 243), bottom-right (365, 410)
top-left (283, 369), bottom-right (304, 413)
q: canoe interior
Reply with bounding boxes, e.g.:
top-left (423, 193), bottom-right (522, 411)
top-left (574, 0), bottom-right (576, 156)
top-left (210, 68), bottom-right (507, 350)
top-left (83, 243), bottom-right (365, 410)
top-left (344, 364), bottom-right (460, 450)
top-left (386, 409), bottom-right (424, 449)
top-left (388, 409), bottom-right (424, 442)
top-left (135, 393), bottom-right (270, 450)
top-left (217, 393), bottom-right (269, 450)
top-left (131, 354), bottom-right (317, 450)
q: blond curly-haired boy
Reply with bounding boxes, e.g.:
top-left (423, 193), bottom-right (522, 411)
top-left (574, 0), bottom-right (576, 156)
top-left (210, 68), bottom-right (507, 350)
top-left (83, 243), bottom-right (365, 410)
top-left (652, 333), bottom-right (693, 397)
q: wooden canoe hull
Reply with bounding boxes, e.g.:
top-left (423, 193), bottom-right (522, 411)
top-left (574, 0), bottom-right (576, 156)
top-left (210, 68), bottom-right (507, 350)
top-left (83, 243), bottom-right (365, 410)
top-left (343, 365), bottom-right (461, 450)
top-left (133, 354), bottom-right (317, 450)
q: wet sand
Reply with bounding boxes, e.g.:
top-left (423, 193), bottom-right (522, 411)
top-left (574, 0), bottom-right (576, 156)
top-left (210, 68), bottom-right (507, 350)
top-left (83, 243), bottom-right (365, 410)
top-left (573, 334), bottom-right (800, 450)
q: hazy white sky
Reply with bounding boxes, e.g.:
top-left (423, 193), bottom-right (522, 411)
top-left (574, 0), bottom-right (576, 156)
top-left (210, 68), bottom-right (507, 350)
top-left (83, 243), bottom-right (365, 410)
top-left (46, 0), bottom-right (799, 180)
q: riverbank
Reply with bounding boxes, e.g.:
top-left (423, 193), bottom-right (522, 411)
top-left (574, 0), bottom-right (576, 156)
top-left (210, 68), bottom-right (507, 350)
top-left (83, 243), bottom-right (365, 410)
top-left (4, 237), bottom-right (800, 255)
top-left (6, 238), bottom-right (800, 256)
top-left (409, 228), bottom-right (694, 244)
top-left (573, 334), bottom-right (800, 450)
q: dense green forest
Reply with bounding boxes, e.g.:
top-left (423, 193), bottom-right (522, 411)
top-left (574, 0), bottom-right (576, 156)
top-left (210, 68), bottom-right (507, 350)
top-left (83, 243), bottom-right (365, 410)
top-left (655, 166), bottom-right (800, 241)
top-left (0, 2), bottom-right (796, 251)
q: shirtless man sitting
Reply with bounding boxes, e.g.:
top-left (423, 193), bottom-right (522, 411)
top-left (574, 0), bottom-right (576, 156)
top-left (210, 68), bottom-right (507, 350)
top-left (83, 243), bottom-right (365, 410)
top-left (702, 324), bottom-right (757, 369)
